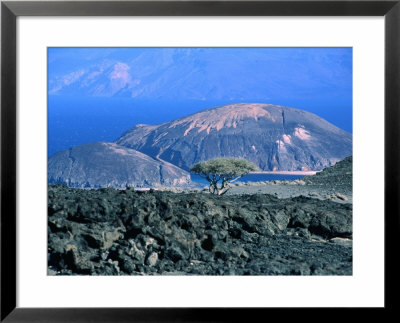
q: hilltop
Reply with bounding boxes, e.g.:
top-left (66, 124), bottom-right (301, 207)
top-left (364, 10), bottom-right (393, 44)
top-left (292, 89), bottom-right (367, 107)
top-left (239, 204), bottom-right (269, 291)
top-left (117, 103), bottom-right (352, 172)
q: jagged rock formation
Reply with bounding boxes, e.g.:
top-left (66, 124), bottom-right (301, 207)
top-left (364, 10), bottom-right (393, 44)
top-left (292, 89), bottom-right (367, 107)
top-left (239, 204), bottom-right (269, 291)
top-left (116, 103), bottom-right (352, 171)
top-left (48, 142), bottom-right (190, 188)
top-left (48, 185), bottom-right (352, 275)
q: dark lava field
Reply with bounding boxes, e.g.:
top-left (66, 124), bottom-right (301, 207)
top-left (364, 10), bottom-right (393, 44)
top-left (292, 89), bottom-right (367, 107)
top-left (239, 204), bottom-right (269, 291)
top-left (48, 183), bottom-right (352, 276)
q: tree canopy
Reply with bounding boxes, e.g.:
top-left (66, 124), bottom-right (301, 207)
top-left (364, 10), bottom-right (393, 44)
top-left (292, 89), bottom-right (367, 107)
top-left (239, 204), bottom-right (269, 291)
top-left (190, 158), bottom-right (258, 195)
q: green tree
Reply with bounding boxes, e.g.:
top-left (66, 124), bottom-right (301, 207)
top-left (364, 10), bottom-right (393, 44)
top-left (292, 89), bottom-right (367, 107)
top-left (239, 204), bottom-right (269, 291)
top-left (190, 158), bottom-right (258, 195)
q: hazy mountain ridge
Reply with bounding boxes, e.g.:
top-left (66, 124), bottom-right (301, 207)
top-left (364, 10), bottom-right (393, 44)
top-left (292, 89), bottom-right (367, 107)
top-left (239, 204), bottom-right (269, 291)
top-left (48, 48), bottom-right (352, 101)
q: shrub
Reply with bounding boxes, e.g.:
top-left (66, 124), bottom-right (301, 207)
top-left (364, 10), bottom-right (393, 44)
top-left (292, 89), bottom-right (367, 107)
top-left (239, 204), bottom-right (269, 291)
top-left (190, 158), bottom-right (258, 195)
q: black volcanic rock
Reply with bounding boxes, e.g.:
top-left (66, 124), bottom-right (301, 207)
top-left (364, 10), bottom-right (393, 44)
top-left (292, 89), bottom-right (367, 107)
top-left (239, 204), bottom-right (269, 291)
top-left (48, 185), bottom-right (352, 275)
top-left (48, 142), bottom-right (191, 188)
top-left (116, 103), bottom-right (352, 171)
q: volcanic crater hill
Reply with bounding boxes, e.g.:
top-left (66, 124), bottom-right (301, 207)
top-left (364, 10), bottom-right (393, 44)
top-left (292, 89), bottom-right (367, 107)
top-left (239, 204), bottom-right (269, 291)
top-left (116, 103), bottom-right (352, 172)
top-left (48, 142), bottom-right (191, 189)
top-left (48, 185), bottom-right (352, 276)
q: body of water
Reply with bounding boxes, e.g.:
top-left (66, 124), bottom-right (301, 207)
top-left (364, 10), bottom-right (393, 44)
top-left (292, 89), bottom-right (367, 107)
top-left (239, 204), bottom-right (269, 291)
top-left (48, 97), bottom-right (232, 156)
top-left (190, 173), bottom-right (305, 186)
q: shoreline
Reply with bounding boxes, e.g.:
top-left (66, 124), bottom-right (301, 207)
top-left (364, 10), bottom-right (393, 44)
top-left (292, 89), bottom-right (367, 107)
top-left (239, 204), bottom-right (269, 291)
top-left (248, 171), bottom-right (318, 176)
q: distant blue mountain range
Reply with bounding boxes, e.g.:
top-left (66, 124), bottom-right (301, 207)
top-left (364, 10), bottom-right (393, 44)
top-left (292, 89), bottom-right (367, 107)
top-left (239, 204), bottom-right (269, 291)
top-left (49, 47), bottom-right (352, 102)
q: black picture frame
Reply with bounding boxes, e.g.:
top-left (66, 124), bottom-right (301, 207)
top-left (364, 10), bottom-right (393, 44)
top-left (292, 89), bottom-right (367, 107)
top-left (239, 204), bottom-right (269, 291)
top-left (1, 0), bottom-right (399, 321)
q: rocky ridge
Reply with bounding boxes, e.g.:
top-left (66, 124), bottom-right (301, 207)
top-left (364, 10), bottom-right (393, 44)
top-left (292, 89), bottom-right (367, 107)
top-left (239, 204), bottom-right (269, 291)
top-left (303, 155), bottom-right (352, 187)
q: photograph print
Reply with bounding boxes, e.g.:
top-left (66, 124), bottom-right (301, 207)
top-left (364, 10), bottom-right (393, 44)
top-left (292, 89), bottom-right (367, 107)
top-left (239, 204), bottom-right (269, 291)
top-left (47, 47), bottom-right (353, 276)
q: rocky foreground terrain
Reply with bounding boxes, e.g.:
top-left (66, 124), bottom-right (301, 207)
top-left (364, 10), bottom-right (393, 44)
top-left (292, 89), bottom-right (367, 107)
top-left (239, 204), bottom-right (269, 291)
top-left (48, 156), bottom-right (352, 275)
